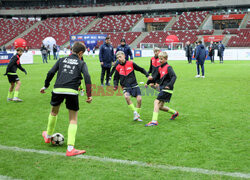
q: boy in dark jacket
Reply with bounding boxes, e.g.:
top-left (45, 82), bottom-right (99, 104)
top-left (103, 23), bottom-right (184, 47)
top-left (114, 51), bottom-right (148, 122)
top-left (195, 41), bottom-right (206, 78)
top-left (146, 51), bottom-right (178, 127)
top-left (4, 47), bottom-right (27, 102)
top-left (40, 42), bottom-right (92, 156)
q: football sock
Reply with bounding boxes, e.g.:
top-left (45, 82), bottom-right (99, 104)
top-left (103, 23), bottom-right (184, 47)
top-left (167, 108), bottom-right (176, 114)
top-left (152, 112), bottom-right (158, 122)
top-left (67, 124), bottom-right (77, 146)
top-left (13, 91), bottom-right (19, 98)
top-left (67, 145), bottom-right (74, 152)
top-left (128, 103), bottom-right (136, 112)
top-left (136, 108), bottom-right (141, 114)
top-left (8, 91), bottom-right (14, 99)
top-left (47, 114), bottom-right (57, 136)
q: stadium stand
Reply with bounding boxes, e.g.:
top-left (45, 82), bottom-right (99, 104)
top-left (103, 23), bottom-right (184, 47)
top-left (246, 20), bottom-right (250, 28)
top-left (21, 16), bottom-right (95, 49)
top-left (137, 29), bottom-right (214, 47)
top-left (227, 29), bottom-right (250, 47)
top-left (0, 19), bottom-right (37, 46)
top-left (172, 11), bottom-right (209, 30)
top-left (89, 14), bottom-right (142, 32)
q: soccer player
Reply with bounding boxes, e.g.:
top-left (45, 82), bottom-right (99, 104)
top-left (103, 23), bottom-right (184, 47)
top-left (40, 42), bottom-right (92, 156)
top-left (4, 47), bottom-right (27, 102)
top-left (113, 51), bottom-right (148, 122)
top-left (146, 47), bottom-right (161, 88)
top-left (146, 51), bottom-right (179, 127)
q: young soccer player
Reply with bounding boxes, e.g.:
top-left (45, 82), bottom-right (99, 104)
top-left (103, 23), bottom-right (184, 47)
top-left (40, 42), bottom-right (92, 156)
top-left (146, 51), bottom-right (179, 127)
top-left (146, 47), bottom-right (161, 88)
top-left (4, 47), bottom-right (27, 102)
top-left (113, 51), bottom-right (149, 121)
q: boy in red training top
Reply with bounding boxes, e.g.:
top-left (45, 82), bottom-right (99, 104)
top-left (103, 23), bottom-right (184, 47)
top-left (114, 51), bottom-right (149, 122)
top-left (146, 51), bottom-right (179, 127)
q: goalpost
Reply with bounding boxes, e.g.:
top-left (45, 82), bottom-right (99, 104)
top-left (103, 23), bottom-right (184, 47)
top-left (140, 42), bottom-right (184, 50)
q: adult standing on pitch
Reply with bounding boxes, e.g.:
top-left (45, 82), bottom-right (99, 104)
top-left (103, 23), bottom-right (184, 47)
top-left (4, 47), bottom-right (27, 102)
top-left (208, 41), bottom-right (216, 63)
top-left (40, 44), bottom-right (48, 63)
top-left (217, 41), bottom-right (225, 64)
top-left (185, 41), bottom-right (193, 64)
top-left (110, 39), bottom-right (133, 79)
top-left (47, 45), bottom-right (51, 60)
top-left (195, 41), bottom-right (206, 78)
top-left (99, 36), bottom-right (115, 86)
top-left (53, 44), bottom-right (57, 60)
top-left (40, 42), bottom-right (92, 156)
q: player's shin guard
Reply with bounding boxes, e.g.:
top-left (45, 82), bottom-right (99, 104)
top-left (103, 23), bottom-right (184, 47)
top-left (128, 103), bottom-right (136, 112)
top-left (8, 91), bottom-right (14, 99)
top-left (167, 108), bottom-right (176, 114)
top-left (152, 112), bottom-right (158, 121)
top-left (47, 114), bottom-right (58, 136)
top-left (67, 124), bottom-right (77, 146)
top-left (13, 91), bottom-right (19, 98)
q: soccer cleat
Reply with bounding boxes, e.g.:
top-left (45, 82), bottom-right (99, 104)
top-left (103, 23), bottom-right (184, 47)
top-left (42, 131), bottom-right (51, 143)
top-left (13, 97), bottom-right (23, 102)
top-left (170, 112), bottom-right (179, 120)
top-left (66, 148), bottom-right (86, 156)
top-left (201, 76), bottom-right (205, 78)
top-left (145, 121), bottom-right (158, 127)
top-left (195, 75), bottom-right (200, 78)
top-left (7, 98), bottom-right (13, 102)
top-left (133, 112), bottom-right (142, 121)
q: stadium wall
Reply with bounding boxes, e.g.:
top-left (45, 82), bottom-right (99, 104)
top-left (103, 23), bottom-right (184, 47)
top-left (1, 0), bottom-right (249, 16)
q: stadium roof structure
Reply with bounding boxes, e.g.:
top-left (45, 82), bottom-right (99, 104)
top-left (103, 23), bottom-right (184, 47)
top-left (0, 0), bottom-right (249, 16)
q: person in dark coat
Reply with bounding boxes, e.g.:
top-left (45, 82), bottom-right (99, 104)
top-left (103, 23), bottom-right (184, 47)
top-left (185, 41), bottom-right (193, 64)
top-left (195, 41), bottom-right (206, 78)
top-left (99, 36), bottom-right (115, 86)
top-left (40, 44), bottom-right (48, 63)
top-left (217, 41), bottom-right (225, 64)
top-left (208, 41), bottom-right (216, 63)
top-left (53, 44), bottom-right (57, 60)
top-left (109, 38), bottom-right (133, 79)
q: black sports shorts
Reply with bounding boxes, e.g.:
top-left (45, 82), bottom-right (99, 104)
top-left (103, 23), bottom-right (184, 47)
top-left (50, 92), bottom-right (79, 111)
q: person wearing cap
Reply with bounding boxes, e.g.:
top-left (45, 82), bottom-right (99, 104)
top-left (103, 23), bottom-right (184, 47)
top-left (109, 38), bottom-right (133, 80)
top-left (4, 47), bottom-right (27, 102)
top-left (99, 37), bottom-right (115, 86)
top-left (217, 41), bottom-right (225, 64)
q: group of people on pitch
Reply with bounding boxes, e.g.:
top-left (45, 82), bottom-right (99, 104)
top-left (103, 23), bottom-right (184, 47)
top-left (4, 41), bottom-right (178, 156)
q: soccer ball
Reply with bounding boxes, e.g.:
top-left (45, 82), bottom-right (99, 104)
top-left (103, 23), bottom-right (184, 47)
top-left (51, 133), bottom-right (64, 146)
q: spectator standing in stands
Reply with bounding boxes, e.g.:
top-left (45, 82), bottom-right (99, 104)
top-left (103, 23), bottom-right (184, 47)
top-left (208, 41), bottom-right (216, 64)
top-left (40, 44), bottom-right (48, 64)
top-left (109, 39), bottom-right (133, 79)
top-left (47, 45), bottom-right (51, 60)
top-left (217, 41), bottom-right (225, 64)
top-left (53, 44), bottom-right (57, 60)
top-left (99, 36), bottom-right (115, 86)
top-left (185, 41), bottom-right (193, 64)
top-left (195, 41), bottom-right (206, 78)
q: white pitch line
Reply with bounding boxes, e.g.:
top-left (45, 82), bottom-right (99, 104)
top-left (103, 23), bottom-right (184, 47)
top-left (0, 145), bottom-right (249, 179)
top-left (0, 175), bottom-right (22, 180)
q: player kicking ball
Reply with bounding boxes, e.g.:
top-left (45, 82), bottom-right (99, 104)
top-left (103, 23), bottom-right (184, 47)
top-left (40, 42), bottom-right (92, 156)
top-left (4, 47), bottom-right (27, 102)
top-left (114, 51), bottom-right (149, 122)
top-left (146, 51), bottom-right (179, 127)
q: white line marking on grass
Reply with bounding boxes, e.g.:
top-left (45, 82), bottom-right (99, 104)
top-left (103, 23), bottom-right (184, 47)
top-left (0, 175), bottom-right (22, 180)
top-left (0, 145), bottom-right (249, 179)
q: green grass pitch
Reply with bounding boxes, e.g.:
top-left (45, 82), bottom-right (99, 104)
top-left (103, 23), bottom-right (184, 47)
top-left (0, 55), bottom-right (249, 179)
